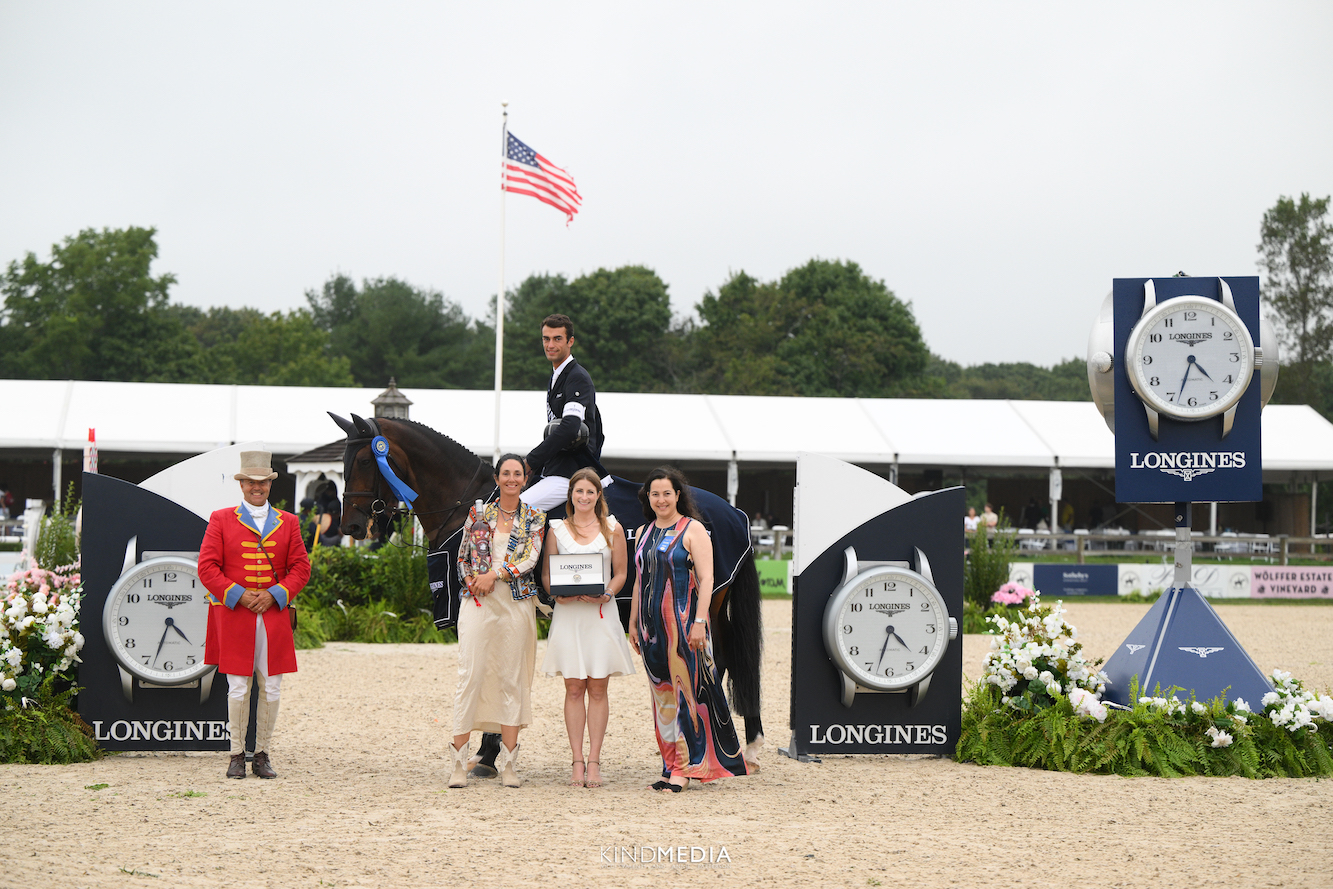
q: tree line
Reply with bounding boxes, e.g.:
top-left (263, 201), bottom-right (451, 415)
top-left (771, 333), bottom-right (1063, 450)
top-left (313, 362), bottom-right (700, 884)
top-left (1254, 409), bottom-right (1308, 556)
top-left (1, 194), bottom-right (1329, 418)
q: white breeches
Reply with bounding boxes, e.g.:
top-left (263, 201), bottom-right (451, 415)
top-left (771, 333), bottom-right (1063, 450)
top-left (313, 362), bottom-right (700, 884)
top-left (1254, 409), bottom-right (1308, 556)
top-left (225, 615), bottom-right (282, 702)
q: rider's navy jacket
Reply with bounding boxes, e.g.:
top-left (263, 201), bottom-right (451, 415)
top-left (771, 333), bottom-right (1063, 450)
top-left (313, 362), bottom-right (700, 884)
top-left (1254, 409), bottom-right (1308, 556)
top-left (525, 356), bottom-right (605, 479)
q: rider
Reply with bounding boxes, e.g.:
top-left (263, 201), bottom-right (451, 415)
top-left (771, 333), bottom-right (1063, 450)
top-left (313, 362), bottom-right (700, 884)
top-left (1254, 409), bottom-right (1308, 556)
top-left (521, 313), bottom-right (607, 512)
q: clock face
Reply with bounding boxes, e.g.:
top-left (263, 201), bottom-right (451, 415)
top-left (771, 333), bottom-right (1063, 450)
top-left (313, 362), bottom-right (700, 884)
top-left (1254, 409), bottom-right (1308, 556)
top-left (823, 567), bottom-right (950, 692)
top-left (102, 556), bottom-right (213, 685)
top-left (1127, 295), bottom-right (1256, 421)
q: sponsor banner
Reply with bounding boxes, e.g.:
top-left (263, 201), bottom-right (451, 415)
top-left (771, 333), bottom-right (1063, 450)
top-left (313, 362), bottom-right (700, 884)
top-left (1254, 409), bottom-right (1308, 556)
top-left (755, 558), bottom-right (789, 595)
top-left (1251, 566), bottom-right (1333, 599)
top-left (1033, 564), bottom-right (1119, 596)
top-left (1117, 563), bottom-right (1252, 599)
top-left (1010, 563), bottom-right (1310, 599)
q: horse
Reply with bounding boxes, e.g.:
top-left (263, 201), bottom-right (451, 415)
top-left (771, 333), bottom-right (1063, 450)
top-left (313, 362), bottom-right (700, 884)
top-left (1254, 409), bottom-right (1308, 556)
top-left (328, 412), bottom-right (766, 773)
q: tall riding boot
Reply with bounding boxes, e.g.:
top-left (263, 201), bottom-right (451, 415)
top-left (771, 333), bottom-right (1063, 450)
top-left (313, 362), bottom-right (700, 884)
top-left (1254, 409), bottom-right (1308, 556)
top-left (252, 696), bottom-right (280, 778)
top-left (449, 740), bottom-right (471, 789)
top-left (226, 680), bottom-right (252, 779)
top-left (500, 742), bottom-right (522, 788)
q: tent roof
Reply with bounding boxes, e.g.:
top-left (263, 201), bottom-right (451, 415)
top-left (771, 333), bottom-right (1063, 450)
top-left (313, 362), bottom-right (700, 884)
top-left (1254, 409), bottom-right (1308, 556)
top-left (1, 379), bottom-right (1330, 478)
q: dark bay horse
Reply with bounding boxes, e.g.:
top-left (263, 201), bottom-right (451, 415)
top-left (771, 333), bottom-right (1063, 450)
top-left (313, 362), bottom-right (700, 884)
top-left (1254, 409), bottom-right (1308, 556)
top-left (328, 412), bottom-right (766, 770)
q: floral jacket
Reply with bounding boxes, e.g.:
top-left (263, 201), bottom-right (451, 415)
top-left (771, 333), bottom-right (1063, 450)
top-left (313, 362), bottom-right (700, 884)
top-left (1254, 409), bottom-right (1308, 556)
top-left (457, 500), bottom-right (547, 601)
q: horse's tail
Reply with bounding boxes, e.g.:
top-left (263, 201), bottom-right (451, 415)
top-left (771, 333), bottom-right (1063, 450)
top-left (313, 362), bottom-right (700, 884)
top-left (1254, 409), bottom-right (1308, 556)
top-left (720, 555), bottom-right (763, 720)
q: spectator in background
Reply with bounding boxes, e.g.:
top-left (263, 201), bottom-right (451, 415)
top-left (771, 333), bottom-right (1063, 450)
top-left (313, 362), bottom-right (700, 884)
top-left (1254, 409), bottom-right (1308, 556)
top-left (963, 507), bottom-right (980, 534)
top-left (316, 482), bottom-right (342, 548)
top-left (299, 497), bottom-right (317, 552)
top-left (982, 503), bottom-right (999, 532)
top-left (0, 482), bottom-right (13, 520)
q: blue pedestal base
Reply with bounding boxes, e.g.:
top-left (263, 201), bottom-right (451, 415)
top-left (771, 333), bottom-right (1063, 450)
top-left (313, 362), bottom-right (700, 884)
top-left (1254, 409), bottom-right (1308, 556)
top-left (1101, 585), bottom-right (1272, 708)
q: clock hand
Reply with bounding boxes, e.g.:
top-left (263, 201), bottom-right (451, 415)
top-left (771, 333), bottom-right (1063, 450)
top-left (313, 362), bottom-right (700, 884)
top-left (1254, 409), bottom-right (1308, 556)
top-left (151, 622), bottom-right (171, 667)
top-left (891, 629), bottom-right (909, 649)
top-left (166, 616), bottom-right (192, 645)
top-left (1192, 358), bottom-right (1214, 381)
top-left (876, 625), bottom-right (892, 670)
top-left (1177, 355), bottom-right (1195, 396)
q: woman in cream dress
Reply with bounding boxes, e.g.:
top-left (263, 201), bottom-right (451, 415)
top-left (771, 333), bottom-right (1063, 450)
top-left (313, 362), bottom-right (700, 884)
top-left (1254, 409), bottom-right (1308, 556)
top-left (541, 469), bottom-right (634, 788)
top-left (450, 455), bottom-right (547, 789)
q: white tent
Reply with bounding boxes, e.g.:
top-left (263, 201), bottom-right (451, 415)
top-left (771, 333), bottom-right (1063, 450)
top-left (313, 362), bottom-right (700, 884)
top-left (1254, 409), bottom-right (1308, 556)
top-left (3, 379), bottom-right (1332, 482)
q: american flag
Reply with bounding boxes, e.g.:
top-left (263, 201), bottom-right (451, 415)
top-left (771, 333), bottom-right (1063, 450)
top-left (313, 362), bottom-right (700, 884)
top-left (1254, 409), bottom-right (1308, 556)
top-left (503, 132), bottom-right (581, 223)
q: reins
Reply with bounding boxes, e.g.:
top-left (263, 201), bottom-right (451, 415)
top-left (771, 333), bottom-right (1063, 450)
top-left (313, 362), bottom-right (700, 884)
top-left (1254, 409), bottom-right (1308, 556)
top-left (340, 418), bottom-right (493, 553)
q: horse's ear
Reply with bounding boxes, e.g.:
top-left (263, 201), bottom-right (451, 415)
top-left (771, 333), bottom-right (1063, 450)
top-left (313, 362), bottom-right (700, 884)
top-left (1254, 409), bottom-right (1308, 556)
top-left (350, 413), bottom-right (373, 436)
top-left (328, 412), bottom-right (358, 439)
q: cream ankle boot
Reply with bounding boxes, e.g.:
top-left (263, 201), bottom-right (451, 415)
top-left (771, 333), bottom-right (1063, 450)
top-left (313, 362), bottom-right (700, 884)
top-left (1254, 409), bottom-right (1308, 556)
top-left (500, 742), bottom-right (521, 788)
top-left (449, 741), bottom-right (471, 788)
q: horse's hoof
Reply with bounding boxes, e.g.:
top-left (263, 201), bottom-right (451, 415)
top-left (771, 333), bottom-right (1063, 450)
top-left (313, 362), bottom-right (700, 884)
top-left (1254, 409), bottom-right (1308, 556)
top-left (744, 736), bottom-right (765, 772)
top-left (469, 763), bottom-right (499, 779)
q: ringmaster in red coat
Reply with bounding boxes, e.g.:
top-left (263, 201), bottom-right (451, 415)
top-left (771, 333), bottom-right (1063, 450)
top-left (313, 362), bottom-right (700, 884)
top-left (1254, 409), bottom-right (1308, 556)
top-left (198, 450), bottom-right (311, 779)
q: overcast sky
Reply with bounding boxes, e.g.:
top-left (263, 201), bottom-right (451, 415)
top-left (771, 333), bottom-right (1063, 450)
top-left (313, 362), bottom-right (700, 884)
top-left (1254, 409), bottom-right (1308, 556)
top-left (2, 3), bottom-right (1331, 369)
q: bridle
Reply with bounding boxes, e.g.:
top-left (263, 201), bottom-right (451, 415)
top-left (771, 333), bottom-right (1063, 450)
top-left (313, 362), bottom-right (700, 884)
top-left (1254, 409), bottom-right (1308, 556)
top-left (340, 416), bottom-right (490, 543)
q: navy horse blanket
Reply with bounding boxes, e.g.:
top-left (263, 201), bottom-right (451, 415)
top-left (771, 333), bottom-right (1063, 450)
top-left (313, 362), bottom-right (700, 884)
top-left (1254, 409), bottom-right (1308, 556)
top-left (428, 476), bottom-right (753, 631)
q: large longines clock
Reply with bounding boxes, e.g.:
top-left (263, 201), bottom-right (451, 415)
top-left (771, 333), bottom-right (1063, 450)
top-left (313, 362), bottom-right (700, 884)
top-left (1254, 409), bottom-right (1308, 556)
top-left (823, 546), bottom-right (956, 708)
top-left (102, 552), bottom-right (216, 703)
top-left (1124, 279), bottom-right (1262, 440)
top-left (784, 454), bottom-right (963, 760)
top-left (1088, 276), bottom-right (1276, 505)
top-left (78, 473), bottom-right (232, 751)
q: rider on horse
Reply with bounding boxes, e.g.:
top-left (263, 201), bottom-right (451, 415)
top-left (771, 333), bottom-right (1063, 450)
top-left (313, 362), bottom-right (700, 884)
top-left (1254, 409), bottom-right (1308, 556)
top-left (520, 313), bottom-right (608, 512)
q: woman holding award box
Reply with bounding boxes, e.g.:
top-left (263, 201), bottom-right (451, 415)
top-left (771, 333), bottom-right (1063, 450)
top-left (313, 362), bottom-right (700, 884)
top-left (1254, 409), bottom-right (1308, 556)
top-left (540, 468), bottom-right (634, 789)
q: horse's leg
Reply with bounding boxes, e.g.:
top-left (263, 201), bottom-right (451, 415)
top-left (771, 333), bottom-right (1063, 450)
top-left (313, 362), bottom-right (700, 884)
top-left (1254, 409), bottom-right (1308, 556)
top-left (472, 732), bottom-right (502, 778)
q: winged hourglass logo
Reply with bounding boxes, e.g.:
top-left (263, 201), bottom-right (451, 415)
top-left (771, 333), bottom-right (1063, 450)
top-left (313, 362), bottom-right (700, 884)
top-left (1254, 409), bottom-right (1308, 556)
top-left (1180, 646), bottom-right (1224, 658)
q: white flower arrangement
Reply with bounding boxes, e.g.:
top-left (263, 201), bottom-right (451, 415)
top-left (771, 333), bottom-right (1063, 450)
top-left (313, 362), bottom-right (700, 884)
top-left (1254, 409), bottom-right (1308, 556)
top-left (2, 561), bottom-right (85, 700)
top-left (1261, 670), bottom-right (1333, 733)
top-left (982, 592), bottom-right (1109, 715)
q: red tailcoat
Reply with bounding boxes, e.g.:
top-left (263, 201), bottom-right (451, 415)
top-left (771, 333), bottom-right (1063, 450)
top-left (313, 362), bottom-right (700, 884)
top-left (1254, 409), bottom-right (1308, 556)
top-left (198, 504), bottom-right (311, 676)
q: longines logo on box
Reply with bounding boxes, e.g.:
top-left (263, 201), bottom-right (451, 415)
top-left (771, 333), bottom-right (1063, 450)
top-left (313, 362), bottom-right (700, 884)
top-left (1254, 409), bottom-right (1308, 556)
top-left (148, 594), bottom-right (193, 609)
top-left (1129, 450), bottom-right (1247, 482)
top-left (809, 723), bottom-right (948, 745)
top-left (93, 720), bottom-right (229, 742)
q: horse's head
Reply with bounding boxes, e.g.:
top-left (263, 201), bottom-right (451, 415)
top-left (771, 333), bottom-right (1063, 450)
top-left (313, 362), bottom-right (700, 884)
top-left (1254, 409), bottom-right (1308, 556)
top-left (328, 411), bottom-right (403, 540)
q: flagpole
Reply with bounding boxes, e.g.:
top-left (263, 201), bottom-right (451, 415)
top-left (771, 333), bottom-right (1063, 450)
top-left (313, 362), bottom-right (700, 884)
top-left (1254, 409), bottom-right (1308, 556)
top-left (493, 102), bottom-right (508, 465)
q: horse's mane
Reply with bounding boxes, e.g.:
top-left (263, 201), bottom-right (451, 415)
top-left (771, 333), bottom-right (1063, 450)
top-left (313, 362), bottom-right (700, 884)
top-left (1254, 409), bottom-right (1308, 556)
top-left (390, 418), bottom-right (492, 472)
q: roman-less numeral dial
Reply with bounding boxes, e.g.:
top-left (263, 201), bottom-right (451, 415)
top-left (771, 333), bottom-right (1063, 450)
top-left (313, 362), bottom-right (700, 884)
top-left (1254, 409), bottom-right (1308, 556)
top-left (102, 556), bottom-right (213, 685)
top-left (1126, 286), bottom-right (1259, 434)
top-left (833, 575), bottom-right (947, 690)
top-left (822, 546), bottom-right (956, 706)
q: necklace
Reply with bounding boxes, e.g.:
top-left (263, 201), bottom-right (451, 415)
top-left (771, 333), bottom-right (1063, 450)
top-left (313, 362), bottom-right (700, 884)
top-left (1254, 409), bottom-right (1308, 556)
top-left (497, 504), bottom-right (517, 520)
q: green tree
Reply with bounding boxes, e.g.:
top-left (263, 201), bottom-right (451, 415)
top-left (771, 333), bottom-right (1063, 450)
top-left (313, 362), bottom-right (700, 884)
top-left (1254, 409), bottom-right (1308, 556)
top-left (1258, 193), bottom-right (1333, 407)
top-left (171, 305), bottom-right (355, 386)
top-left (691, 259), bottom-right (930, 396)
top-left (500, 266), bottom-right (674, 392)
top-left (306, 274), bottom-right (486, 389)
top-left (0, 227), bottom-right (202, 381)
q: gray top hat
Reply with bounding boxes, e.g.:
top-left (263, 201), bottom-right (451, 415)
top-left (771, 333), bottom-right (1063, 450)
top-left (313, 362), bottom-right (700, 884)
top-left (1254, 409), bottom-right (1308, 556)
top-left (235, 450), bottom-right (278, 481)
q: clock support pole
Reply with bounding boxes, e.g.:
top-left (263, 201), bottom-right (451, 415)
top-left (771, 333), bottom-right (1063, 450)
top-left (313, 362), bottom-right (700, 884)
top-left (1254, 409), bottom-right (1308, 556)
top-left (1172, 502), bottom-right (1192, 588)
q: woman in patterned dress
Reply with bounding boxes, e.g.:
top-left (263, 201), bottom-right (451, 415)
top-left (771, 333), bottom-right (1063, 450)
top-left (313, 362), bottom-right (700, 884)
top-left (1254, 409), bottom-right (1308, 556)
top-left (628, 466), bottom-right (748, 792)
top-left (540, 469), bottom-right (634, 788)
top-left (450, 455), bottom-right (547, 789)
